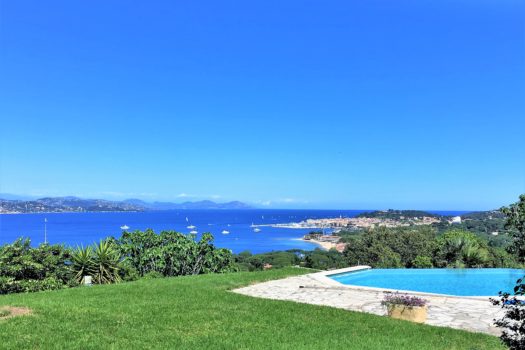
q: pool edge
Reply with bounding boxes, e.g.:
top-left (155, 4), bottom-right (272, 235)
top-left (307, 266), bottom-right (500, 300)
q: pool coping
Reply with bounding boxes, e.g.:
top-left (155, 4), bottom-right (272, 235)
top-left (308, 266), bottom-right (507, 300)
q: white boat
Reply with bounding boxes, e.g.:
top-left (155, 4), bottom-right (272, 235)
top-left (120, 225), bottom-right (130, 230)
top-left (250, 222), bottom-right (256, 227)
top-left (189, 230), bottom-right (198, 234)
top-left (187, 225), bottom-right (196, 229)
top-left (253, 228), bottom-right (261, 233)
top-left (221, 230), bottom-right (230, 234)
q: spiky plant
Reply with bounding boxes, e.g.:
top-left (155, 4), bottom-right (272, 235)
top-left (92, 240), bottom-right (122, 284)
top-left (71, 245), bottom-right (95, 284)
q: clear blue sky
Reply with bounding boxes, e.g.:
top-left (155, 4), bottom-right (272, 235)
top-left (1, 1), bottom-right (524, 210)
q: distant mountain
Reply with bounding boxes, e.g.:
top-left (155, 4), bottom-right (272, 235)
top-left (172, 200), bottom-right (252, 210)
top-left (124, 199), bottom-right (253, 210)
top-left (0, 196), bottom-right (145, 214)
top-left (0, 193), bottom-right (37, 201)
top-left (0, 196), bottom-right (253, 213)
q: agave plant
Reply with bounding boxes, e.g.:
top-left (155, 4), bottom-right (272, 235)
top-left (71, 245), bottom-right (95, 284)
top-left (92, 240), bottom-right (122, 284)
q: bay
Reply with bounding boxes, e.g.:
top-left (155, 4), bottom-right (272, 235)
top-left (0, 209), bottom-right (468, 254)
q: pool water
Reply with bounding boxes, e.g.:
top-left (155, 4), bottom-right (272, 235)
top-left (329, 268), bottom-right (525, 296)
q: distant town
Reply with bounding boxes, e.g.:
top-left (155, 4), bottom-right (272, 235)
top-left (294, 209), bottom-right (508, 253)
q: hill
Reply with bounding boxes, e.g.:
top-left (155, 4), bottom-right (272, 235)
top-left (0, 196), bottom-right (253, 213)
top-left (0, 197), bottom-right (144, 214)
top-left (357, 209), bottom-right (442, 219)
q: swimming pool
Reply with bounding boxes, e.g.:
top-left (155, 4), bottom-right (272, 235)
top-left (328, 268), bottom-right (525, 296)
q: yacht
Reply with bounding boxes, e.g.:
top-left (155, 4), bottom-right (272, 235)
top-left (120, 225), bottom-right (130, 230)
top-left (187, 225), bottom-right (196, 229)
top-left (253, 228), bottom-right (261, 233)
top-left (221, 230), bottom-right (230, 234)
top-left (189, 230), bottom-right (198, 234)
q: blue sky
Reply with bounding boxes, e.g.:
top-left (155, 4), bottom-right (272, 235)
top-left (1, 0), bottom-right (524, 210)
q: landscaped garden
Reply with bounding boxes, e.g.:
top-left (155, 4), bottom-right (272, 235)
top-left (0, 267), bottom-right (504, 349)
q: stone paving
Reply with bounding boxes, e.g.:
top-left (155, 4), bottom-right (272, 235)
top-left (233, 269), bottom-right (504, 336)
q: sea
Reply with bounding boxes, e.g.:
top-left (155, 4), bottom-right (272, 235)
top-left (0, 209), bottom-right (468, 254)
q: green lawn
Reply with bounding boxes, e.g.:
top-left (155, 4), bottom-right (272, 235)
top-left (0, 268), bottom-right (504, 349)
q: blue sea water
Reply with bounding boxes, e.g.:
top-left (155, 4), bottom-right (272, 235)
top-left (329, 268), bottom-right (525, 296)
top-left (0, 209), bottom-right (468, 254)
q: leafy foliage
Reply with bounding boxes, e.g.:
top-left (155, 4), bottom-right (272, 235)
top-left (502, 194), bottom-right (525, 262)
top-left (433, 229), bottom-right (489, 268)
top-left (1, 230), bottom-right (235, 294)
top-left (412, 255), bottom-right (433, 268)
top-left (117, 229), bottom-right (235, 277)
top-left (343, 226), bottom-right (436, 268)
top-left (0, 238), bottom-right (74, 294)
top-left (492, 194), bottom-right (525, 350)
top-left (234, 248), bottom-right (347, 271)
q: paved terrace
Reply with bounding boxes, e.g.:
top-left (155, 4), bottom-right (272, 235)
top-left (232, 267), bottom-right (504, 336)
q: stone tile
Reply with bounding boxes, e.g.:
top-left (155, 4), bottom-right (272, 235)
top-left (232, 273), bottom-right (504, 336)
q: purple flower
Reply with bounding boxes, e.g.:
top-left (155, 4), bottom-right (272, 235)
top-left (381, 292), bottom-right (428, 307)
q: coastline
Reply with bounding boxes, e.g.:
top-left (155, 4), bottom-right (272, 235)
top-left (299, 238), bottom-right (335, 251)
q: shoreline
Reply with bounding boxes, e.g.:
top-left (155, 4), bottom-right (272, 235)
top-left (298, 238), bottom-right (335, 251)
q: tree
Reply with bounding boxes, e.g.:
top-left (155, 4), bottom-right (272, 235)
top-left (343, 226), bottom-right (435, 268)
top-left (117, 230), bottom-right (235, 277)
top-left (433, 229), bottom-right (488, 268)
top-left (492, 194), bottom-right (525, 350)
top-left (0, 239), bottom-right (74, 294)
top-left (502, 194), bottom-right (525, 262)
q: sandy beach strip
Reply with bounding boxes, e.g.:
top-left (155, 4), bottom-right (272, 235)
top-left (299, 238), bottom-right (335, 251)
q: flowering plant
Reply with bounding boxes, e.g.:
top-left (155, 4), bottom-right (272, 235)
top-left (381, 292), bottom-right (427, 308)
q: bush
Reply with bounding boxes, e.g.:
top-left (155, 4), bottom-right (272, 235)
top-left (0, 239), bottom-right (74, 294)
top-left (412, 256), bottom-right (433, 268)
top-left (343, 226), bottom-right (435, 268)
top-left (492, 194), bottom-right (525, 350)
top-left (117, 230), bottom-right (236, 277)
top-left (433, 230), bottom-right (489, 268)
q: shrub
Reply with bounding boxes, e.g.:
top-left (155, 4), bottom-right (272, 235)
top-left (0, 239), bottom-right (74, 294)
top-left (118, 230), bottom-right (235, 277)
top-left (492, 194), bottom-right (525, 350)
top-left (434, 229), bottom-right (489, 268)
top-left (412, 255), bottom-right (433, 268)
top-left (71, 240), bottom-right (122, 285)
top-left (343, 226), bottom-right (435, 268)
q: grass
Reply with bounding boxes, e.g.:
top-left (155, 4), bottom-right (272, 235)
top-left (0, 268), bottom-right (504, 349)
